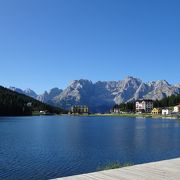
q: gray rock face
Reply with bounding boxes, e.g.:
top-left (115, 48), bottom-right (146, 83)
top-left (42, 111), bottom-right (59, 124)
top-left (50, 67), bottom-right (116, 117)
top-left (53, 80), bottom-right (94, 109)
top-left (36, 91), bottom-right (49, 102)
top-left (175, 84), bottom-right (180, 88)
top-left (9, 87), bottom-right (37, 99)
top-left (52, 76), bottom-right (180, 112)
top-left (8, 77), bottom-right (180, 113)
top-left (37, 88), bottom-right (63, 105)
top-left (24, 88), bottom-right (37, 99)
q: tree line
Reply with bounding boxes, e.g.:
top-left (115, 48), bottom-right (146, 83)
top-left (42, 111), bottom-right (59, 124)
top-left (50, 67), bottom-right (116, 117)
top-left (153, 94), bottom-right (180, 108)
top-left (112, 94), bottom-right (180, 112)
top-left (0, 86), bottom-right (66, 116)
top-left (113, 102), bottom-right (135, 112)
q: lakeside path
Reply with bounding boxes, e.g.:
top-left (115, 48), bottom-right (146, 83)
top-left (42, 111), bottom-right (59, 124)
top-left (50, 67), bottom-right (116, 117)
top-left (54, 158), bottom-right (180, 180)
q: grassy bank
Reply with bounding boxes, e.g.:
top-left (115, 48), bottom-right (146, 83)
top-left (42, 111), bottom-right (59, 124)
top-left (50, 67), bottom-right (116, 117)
top-left (97, 162), bottom-right (134, 171)
top-left (86, 113), bottom-right (179, 119)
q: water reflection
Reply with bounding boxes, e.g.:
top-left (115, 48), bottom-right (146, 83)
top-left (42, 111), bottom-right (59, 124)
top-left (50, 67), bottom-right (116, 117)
top-left (0, 116), bottom-right (180, 180)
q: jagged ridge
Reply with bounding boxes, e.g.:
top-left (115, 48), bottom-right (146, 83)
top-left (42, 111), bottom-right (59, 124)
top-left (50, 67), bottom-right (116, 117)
top-left (8, 76), bottom-right (180, 113)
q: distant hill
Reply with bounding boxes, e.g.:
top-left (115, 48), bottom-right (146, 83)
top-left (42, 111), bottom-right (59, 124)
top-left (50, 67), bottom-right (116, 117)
top-left (0, 86), bottom-right (66, 116)
top-left (8, 76), bottom-right (180, 113)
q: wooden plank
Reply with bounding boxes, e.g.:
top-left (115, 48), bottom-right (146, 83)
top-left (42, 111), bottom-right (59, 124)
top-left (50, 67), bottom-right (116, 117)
top-left (54, 158), bottom-right (180, 180)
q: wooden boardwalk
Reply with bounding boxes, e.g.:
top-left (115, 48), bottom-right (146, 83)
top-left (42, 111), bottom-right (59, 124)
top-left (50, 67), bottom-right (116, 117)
top-left (54, 158), bottom-right (180, 180)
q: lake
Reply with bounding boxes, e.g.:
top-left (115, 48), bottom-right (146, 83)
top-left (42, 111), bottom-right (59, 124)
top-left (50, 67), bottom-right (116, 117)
top-left (0, 116), bottom-right (180, 180)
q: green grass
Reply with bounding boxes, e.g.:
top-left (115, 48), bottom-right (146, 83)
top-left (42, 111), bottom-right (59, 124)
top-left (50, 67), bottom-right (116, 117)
top-left (97, 162), bottom-right (134, 171)
top-left (86, 113), bottom-right (180, 120)
top-left (32, 111), bottom-right (41, 116)
top-left (89, 113), bottom-right (137, 117)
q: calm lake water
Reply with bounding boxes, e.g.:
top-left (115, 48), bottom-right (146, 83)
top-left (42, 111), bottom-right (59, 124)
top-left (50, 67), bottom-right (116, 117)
top-left (0, 116), bottom-right (180, 180)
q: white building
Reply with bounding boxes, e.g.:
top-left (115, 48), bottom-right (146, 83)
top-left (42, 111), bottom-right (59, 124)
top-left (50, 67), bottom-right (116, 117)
top-left (136, 99), bottom-right (153, 113)
top-left (162, 109), bottom-right (171, 115)
top-left (173, 105), bottom-right (180, 113)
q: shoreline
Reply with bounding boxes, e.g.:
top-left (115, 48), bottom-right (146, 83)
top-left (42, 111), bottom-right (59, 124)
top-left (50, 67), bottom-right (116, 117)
top-left (77, 113), bottom-right (180, 120)
top-left (1, 113), bottom-right (179, 120)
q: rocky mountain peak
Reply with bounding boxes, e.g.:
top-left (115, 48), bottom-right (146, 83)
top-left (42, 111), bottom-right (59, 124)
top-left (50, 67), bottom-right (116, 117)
top-left (7, 76), bottom-right (180, 113)
top-left (155, 80), bottom-right (170, 86)
top-left (24, 88), bottom-right (37, 98)
top-left (9, 87), bottom-right (24, 94)
top-left (9, 87), bottom-right (37, 98)
top-left (49, 87), bottom-right (62, 95)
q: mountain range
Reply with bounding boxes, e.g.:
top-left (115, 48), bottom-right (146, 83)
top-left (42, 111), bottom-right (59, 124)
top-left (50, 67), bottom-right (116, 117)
top-left (8, 76), bottom-right (180, 113)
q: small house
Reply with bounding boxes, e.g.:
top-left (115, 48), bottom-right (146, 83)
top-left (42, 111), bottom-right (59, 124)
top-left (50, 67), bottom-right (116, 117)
top-left (162, 109), bottom-right (171, 115)
top-left (151, 108), bottom-right (162, 114)
top-left (173, 105), bottom-right (180, 113)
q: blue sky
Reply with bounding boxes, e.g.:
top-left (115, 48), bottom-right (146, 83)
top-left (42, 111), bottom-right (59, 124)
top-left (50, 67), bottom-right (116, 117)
top-left (0, 0), bottom-right (179, 93)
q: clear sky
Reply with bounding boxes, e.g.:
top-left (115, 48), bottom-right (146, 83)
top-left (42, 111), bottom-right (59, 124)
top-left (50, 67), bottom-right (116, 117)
top-left (0, 0), bottom-right (179, 93)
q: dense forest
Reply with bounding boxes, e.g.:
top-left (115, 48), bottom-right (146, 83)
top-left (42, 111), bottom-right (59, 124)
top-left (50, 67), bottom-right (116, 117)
top-left (113, 102), bottom-right (135, 112)
top-left (112, 94), bottom-right (180, 112)
top-left (153, 94), bottom-right (180, 108)
top-left (0, 86), bottom-right (66, 116)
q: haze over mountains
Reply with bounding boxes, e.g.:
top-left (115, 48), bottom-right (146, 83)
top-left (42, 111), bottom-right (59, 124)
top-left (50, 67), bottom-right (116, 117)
top-left (9, 76), bottom-right (180, 113)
